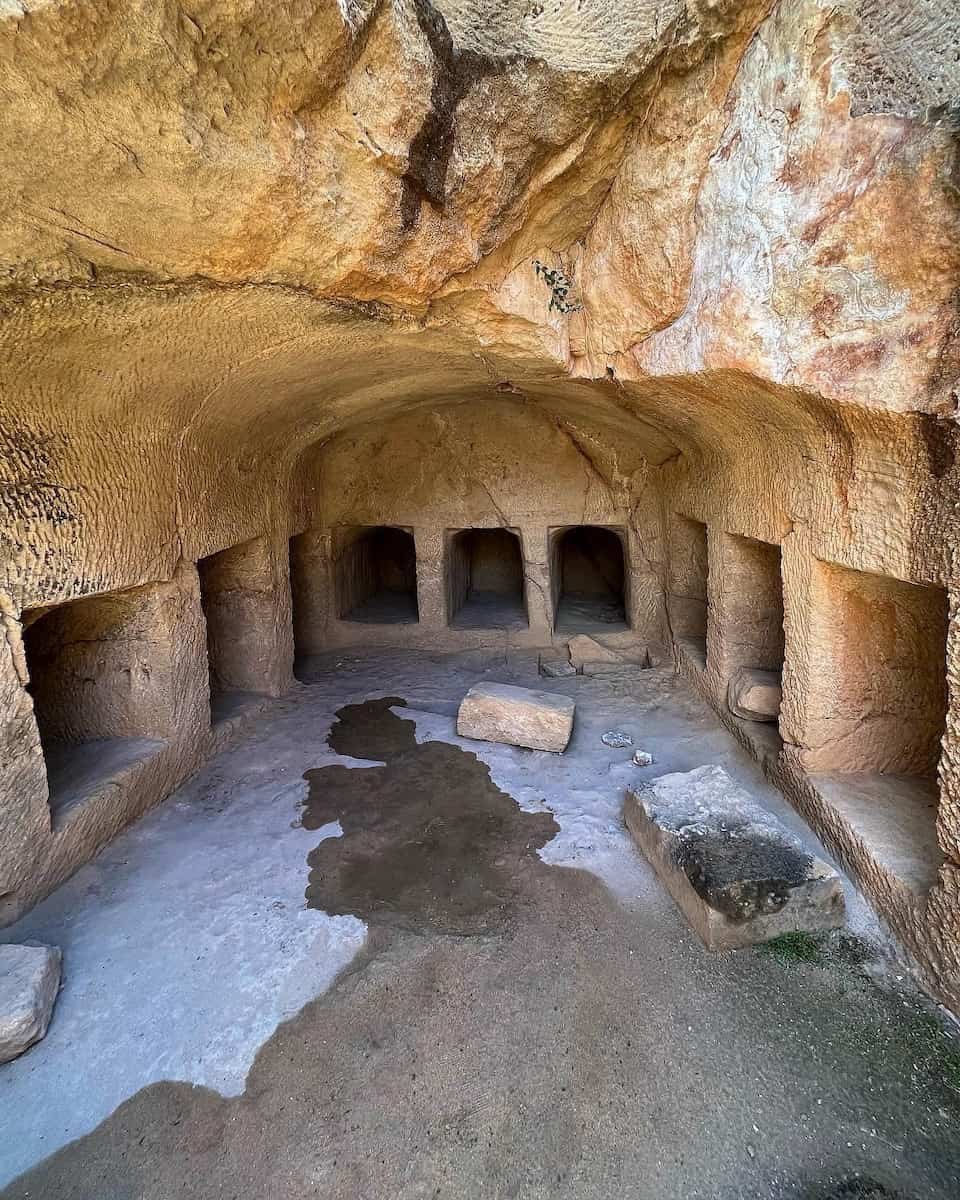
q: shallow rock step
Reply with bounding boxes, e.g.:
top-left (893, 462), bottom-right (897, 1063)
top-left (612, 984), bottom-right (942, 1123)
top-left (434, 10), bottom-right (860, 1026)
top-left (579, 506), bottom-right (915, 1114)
top-left (457, 682), bottom-right (575, 753)
top-left (624, 765), bottom-right (844, 951)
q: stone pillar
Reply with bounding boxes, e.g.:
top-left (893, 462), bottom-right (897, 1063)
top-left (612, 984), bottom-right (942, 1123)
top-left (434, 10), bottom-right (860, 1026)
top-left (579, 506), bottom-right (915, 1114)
top-left (777, 528), bottom-right (811, 752)
top-left (519, 526), bottom-right (552, 641)
top-left (625, 515), bottom-right (666, 646)
top-left (666, 513), bottom-right (709, 643)
top-left (0, 602), bottom-right (51, 918)
top-left (198, 535), bottom-right (295, 698)
top-left (164, 561), bottom-right (213, 747)
top-left (290, 528), bottom-right (332, 656)
top-left (937, 590), bottom-right (960, 866)
top-left (415, 526), bottom-right (448, 632)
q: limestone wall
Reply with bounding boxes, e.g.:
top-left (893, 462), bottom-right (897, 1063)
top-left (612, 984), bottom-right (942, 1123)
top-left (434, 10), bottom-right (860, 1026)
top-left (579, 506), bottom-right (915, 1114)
top-left (293, 399), bottom-right (662, 651)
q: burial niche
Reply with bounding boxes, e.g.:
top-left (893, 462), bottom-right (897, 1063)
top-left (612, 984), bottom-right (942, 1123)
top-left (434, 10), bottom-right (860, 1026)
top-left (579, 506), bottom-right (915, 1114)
top-left (800, 562), bottom-right (949, 896)
top-left (552, 526), bottom-right (627, 633)
top-left (447, 528), bottom-right (528, 630)
top-left (21, 586), bottom-right (171, 826)
top-left (335, 526), bottom-right (419, 625)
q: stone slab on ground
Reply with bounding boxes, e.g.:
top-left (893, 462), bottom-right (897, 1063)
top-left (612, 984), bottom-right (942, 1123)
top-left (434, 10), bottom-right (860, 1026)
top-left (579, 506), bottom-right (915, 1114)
top-left (457, 682), bottom-right (575, 753)
top-left (728, 667), bottom-right (782, 722)
top-left (624, 764), bottom-right (844, 950)
top-left (0, 943), bottom-right (61, 1064)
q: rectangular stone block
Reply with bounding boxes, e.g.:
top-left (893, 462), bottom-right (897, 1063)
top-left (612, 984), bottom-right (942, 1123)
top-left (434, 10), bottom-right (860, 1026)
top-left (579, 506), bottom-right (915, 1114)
top-left (624, 764), bottom-right (844, 950)
top-left (457, 682), bottom-right (575, 753)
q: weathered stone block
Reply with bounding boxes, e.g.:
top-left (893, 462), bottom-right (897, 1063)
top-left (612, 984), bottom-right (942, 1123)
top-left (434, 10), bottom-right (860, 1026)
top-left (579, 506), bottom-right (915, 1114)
top-left (727, 667), bottom-right (782, 722)
top-left (457, 683), bottom-right (575, 753)
top-left (0, 943), bottom-right (61, 1064)
top-left (624, 765), bottom-right (844, 950)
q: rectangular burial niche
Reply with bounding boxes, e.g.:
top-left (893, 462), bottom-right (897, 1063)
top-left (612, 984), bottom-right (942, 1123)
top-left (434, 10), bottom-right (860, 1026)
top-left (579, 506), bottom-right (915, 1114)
top-left (197, 539), bottom-right (274, 725)
top-left (21, 589), bottom-right (168, 828)
top-left (803, 562), bottom-right (949, 896)
top-left (668, 515), bottom-right (708, 665)
top-left (719, 533), bottom-right (785, 725)
top-left (551, 525), bottom-right (628, 633)
top-left (447, 528), bottom-right (528, 630)
top-left (335, 525), bottom-right (419, 625)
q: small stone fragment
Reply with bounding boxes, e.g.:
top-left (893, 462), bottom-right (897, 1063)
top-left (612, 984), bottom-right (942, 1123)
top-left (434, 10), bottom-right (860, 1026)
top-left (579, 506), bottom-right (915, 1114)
top-left (539, 653), bottom-right (576, 679)
top-left (624, 765), bottom-right (844, 951)
top-left (602, 730), bottom-right (633, 748)
top-left (457, 682), bottom-right (575, 753)
top-left (0, 943), bottom-right (61, 1064)
top-left (727, 667), bottom-right (782, 722)
top-left (632, 750), bottom-right (653, 767)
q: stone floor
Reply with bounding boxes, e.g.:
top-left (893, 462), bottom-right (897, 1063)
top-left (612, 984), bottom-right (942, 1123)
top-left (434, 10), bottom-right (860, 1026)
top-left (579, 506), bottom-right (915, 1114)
top-left (450, 590), bottom-right (529, 630)
top-left (343, 590), bottom-right (420, 625)
top-left (1, 649), bottom-right (958, 1199)
top-left (555, 591), bottom-right (628, 633)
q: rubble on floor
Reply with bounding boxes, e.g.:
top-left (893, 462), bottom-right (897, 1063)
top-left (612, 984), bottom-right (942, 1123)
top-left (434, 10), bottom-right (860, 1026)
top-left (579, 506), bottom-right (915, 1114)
top-left (624, 764), bottom-right (844, 951)
top-left (457, 682), bottom-right (575, 752)
top-left (0, 943), bottom-right (61, 1064)
top-left (566, 634), bottom-right (633, 677)
top-left (538, 635), bottom-right (653, 681)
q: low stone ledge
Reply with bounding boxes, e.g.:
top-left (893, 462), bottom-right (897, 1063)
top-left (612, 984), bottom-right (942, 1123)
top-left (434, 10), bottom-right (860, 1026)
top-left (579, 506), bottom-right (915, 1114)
top-left (457, 682), bottom-right (575, 753)
top-left (624, 764), bottom-right (844, 950)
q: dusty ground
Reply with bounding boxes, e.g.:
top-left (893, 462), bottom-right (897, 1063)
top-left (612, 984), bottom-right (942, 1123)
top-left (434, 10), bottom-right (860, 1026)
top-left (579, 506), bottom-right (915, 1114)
top-left (1, 650), bottom-right (959, 1199)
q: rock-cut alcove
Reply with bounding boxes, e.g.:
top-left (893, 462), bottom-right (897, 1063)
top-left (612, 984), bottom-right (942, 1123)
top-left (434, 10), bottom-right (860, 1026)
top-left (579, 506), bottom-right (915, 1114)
top-left (335, 526), bottom-right (420, 625)
top-left (551, 526), bottom-right (628, 633)
top-left (448, 529), bottom-right (527, 630)
top-left (21, 587), bottom-right (172, 828)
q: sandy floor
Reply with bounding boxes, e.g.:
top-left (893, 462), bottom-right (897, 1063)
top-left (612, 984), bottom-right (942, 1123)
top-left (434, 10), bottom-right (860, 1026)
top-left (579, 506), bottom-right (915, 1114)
top-left (1, 649), bottom-right (958, 1199)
